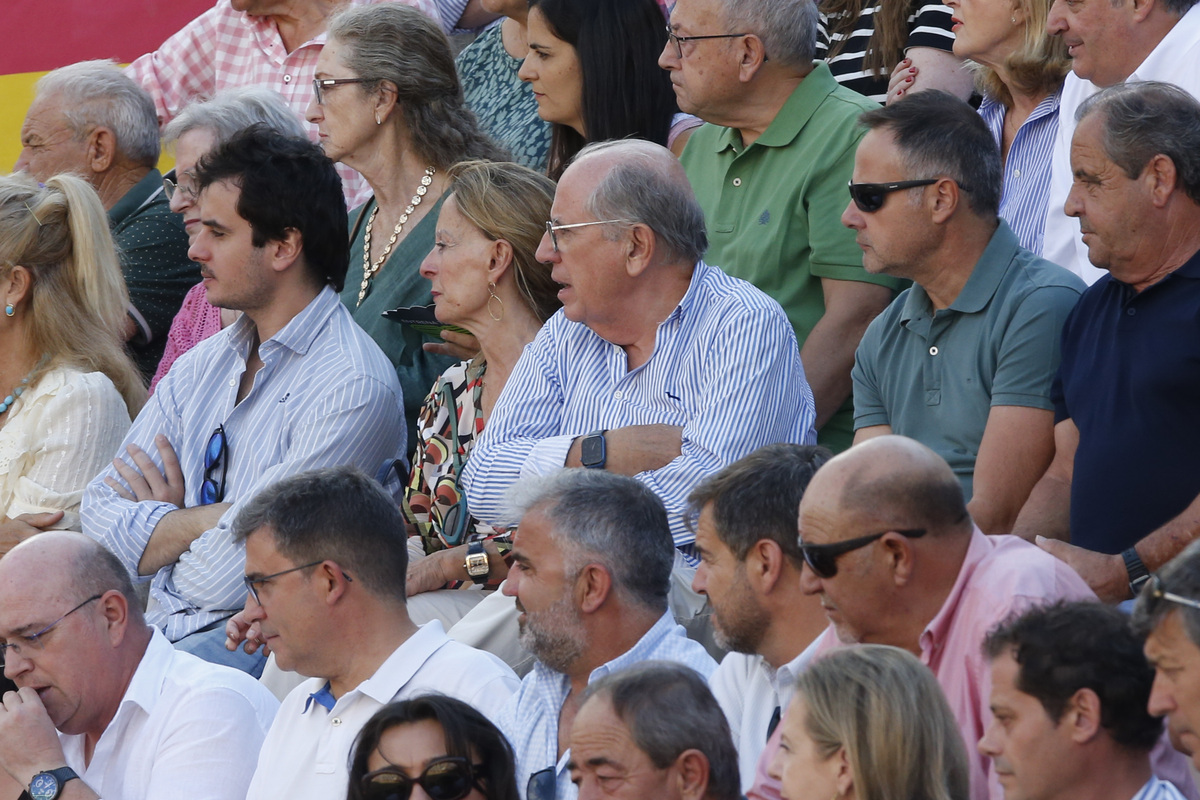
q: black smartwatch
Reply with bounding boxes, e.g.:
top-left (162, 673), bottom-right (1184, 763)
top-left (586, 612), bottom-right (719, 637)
top-left (464, 540), bottom-right (490, 585)
top-left (26, 767), bottom-right (79, 800)
top-left (1122, 547), bottom-right (1151, 598)
top-left (579, 430), bottom-right (608, 469)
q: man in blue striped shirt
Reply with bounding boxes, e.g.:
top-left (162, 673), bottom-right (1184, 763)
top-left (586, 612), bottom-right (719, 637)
top-left (462, 139), bottom-right (816, 556)
top-left (81, 128), bottom-right (405, 674)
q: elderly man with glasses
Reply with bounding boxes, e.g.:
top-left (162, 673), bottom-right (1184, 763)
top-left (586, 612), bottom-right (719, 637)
top-left (844, 91), bottom-right (1085, 538)
top-left (0, 532), bottom-right (278, 800)
top-left (747, 434), bottom-right (1095, 800)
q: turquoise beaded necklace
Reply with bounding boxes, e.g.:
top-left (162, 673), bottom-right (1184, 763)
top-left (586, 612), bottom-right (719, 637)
top-left (0, 363), bottom-right (39, 416)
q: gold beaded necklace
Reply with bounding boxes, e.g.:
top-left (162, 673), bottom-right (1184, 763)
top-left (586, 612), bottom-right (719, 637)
top-left (357, 166), bottom-right (436, 307)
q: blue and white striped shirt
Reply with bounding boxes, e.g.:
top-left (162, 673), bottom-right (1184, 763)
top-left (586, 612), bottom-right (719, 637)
top-left (461, 260), bottom-right (816, 549)
top-left (82, 286), bottom-right (406, 640)
top-left (1132, 776), bottom-right (1188, 800)
top-left (498, 612), bottom-right (717, 800)
top-left (979, 90), bottom-right (1060, 256)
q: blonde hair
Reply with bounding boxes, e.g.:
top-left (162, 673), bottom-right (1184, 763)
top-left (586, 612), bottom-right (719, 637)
top-left (0, 173), bottom-right (146, 413)
top-left (795, 645), bottom-right (970, 800)
top-left (445, 160), bottom-right (561, 323)
top-left (972, 0), bottom-right (1070, 107)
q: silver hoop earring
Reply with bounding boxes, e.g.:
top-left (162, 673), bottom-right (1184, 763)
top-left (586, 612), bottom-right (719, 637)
top-left (487, 282), bottom-right (504, 322)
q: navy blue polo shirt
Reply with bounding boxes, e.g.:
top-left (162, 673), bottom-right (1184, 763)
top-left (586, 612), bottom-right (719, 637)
top-left (1054, 248), bottom-right (1200, 554)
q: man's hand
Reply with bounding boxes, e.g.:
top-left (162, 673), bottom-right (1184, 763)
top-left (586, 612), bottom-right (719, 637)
top-left (1036, 536), bottom-right (1127, 602)
top-left (0, 512), bottom-right (65, 558)
top-left (224, 610), bottom-right (269, 657)
top-left (566, 424), bottom-right (684, 475)
top-left (0, 688), bottom-right (69, 788)
top-left (407, 548), bottom-right (458, 596)
top-left (105, 434), bottom-right (186, 508)
top-left (422, 329), bottom-right (481, 362)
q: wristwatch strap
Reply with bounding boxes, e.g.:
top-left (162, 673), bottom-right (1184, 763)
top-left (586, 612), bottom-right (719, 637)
top-left (1122, 547), bottom-right (1151, 597)
top-left (465, 540), bottom-right (490, 585)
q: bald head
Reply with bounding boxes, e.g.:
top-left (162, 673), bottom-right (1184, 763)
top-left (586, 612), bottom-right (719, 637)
top-left (806, 436), bottom-right (970, 535)
top-left (566, 139), bottom-right (708, 266)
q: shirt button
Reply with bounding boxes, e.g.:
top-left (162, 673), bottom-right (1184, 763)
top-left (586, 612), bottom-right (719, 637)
top-left (929, 346), bottom-right (939, 356)
top-left (331, 718), bottom-right (342, 726)
top-left (229, 378), bottom-right (237, 387)
top-left (1127, 307), bottom-right (1137, 316)
top-left (614, 390), bottom-right (623, 400)
top-left (283, 74), bottom-right (292, 83)
top-left (1013, 168), bottom-right (1021, 178)
top-left (732, 178), bottom-right (742, 187)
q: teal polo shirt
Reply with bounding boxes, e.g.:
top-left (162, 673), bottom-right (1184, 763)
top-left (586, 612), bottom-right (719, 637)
top-left (851, 222), bottom-right (1085, 499)
top-left (679, 62), bottom-right (900, 452)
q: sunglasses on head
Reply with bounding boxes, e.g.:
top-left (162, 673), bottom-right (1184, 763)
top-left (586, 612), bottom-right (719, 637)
top-left (361, 758), bottom-right (482, 800)
top-left (799, 528), bottom-right (927, 579)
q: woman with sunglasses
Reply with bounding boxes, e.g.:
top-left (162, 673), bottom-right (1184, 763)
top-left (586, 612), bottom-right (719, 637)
top-left (308, 3), bottom-right (505, 443)
top-left (518, 0), bottom-right (698, 180)
top-left (348, 695), bottom-right (520, 800)
top-left (0, 174), bottom-right (144, 540)
top-left (769, 645), bottom-right (970, 800)
top-left (402, 160), bottom-right (560, 621)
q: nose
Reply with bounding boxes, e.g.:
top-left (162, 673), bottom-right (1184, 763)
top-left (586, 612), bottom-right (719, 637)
top-left (798, 562), bottom-right (822, 596)
top-left (1046, 0), bottom-right (1067, 35)
top-left (2, 648), bottom-right (33, 682)
top-left (535, 231), bottom-right (558, 264)
top-left (13, 149), bottom-right (31, 173)
top-left (691, 563), bottom-right (709, 596)
top-left (1148, 669), bottom-right (1176, 717)
top-left (168, 187), bottom-right (191, 216)
top-left (187, 234), bottom-right (209, 265)
top-left (659, 38), bottom-right (679, 70)
top-left (978, 718), bottom-right (1002, 757)
top-left (1063, 181), bottom-right (1084, 219)
top-left (305, 96), bottom-right (322, 124)
top-left (418, 249), bottom-right (437, 280)
top-left (501, 572), bottom-right (520, 597)
top-left (841, 199), bottom-right (864, 230)
top-left (518, 54), bottom-right (535, 83)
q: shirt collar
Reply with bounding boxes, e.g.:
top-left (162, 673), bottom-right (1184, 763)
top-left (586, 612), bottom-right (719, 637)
top-left (1130, 2), bottom-right (1200, 82)
top-left (107, 169), bottom-right (164, 228)
top-left (898, 222), bottom-right (1019, 322)
top-left (919, 527), bottom-right (989, 655)
top-left (661, 260), bottom-right (708, 327)
top-left (530, 611), bottom-right (679, 694)
top-left (115, 628), bottom-right (176, 719)
top-left (323, 620), bottom-right (453, 710)
top-left (711, 62), bottom-right (840, 154)
top-left (226, 285), bottom-right (341, 359)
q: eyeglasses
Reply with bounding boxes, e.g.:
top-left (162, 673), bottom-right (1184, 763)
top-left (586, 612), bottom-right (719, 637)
top-left (526, 767), bottom-right (556, 800)
top-left (312, 77), bottom-right (379, 105)
top-left (664, 25), bottom-right (751, 59)
top-left (162, 175), bottom-right (196, 203)
top-left (361, 758), bottom-right (483, 800)
top-left (199, 425), bottom-right (228, 505)
top-left (847, 179), bottom-right (942, 213)
top-left (0, 594), bottom-right (102, 666)
top-left (799, 528), bottom-right (927, 579)
top-left (1148, 574), bottom-right (1200, 612)
top-left (544, 219), bottom-right (628, 253)
top-left (244, 560), bottom-right (325, 605)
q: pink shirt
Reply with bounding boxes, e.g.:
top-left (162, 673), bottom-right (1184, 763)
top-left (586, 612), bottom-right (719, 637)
top-left (149, 282), bottom-right (222, 394)
top-left (125, 0), bottom-right (438, 208)
top-left (749, 529), bottom-right (1096, 800)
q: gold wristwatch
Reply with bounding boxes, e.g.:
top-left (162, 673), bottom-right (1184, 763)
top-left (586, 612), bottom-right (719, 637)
top-left (464, 540), bottom-right (490, 585)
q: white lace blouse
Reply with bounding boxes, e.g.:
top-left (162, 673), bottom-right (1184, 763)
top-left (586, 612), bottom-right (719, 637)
top-left (0, 367), bottom-right (132, 529)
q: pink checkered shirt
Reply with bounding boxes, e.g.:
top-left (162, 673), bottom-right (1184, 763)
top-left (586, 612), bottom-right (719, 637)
top-left (126, 0), bottom-right (439, 208)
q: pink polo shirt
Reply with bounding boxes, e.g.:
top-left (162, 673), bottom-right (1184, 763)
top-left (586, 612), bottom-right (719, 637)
top-left (749, 529), bottom-right (1096, 800)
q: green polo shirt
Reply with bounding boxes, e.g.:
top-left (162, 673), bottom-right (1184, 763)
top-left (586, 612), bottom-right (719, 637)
top-left (851, 221), bottom-right (1085, 499)
top-left (679, 62), bottom-right (899, 452)
top-left (109, 168), bottom-right (198, 382)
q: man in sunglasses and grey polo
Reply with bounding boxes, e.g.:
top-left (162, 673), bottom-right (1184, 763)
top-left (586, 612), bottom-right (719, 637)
top-left (843, 91), bottom-right (1084, 539)
top-left (745, 435), bottom-right (1096, 800)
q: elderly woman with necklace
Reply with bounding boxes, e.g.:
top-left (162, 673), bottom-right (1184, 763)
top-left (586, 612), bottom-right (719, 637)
top-left (307, 3), bottom-right (505, 439)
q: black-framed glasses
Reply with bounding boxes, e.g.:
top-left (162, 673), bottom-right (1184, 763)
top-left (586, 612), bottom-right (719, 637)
top-left (544, 219), bottom-right (628, 253)
top-left (1148, 574), bottom-right (1200, 612)
top-left (526, 767), bottom-right (556, 800)
top-left (799, 528), bottom-right (927, 579)
top-left (0, 594), bottom-right (102, 666)
top-left (162, 175), bottom-right (196, 203)
top-left (244, 560), bottom-right (326, 605)
top-left (361, 757), bottom-right (483, 800)
top-left (200, 425), bottom-right (228, 505)
top-left (312, 77), bottom-right (379, 105)
top-left (665, 25), bottom-right (751, 59)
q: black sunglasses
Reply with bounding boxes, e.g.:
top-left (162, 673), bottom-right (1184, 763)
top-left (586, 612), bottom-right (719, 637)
top-left (847, 179), bottom-right (940, 212)
top-left (800, 528), bottom-right (927, 579)
top-left (361, 758), bottom-right (482, 800)
top-left (526, 767), bottom-right (555, 800)
top-left (200, 425), bottom-right (227, 505)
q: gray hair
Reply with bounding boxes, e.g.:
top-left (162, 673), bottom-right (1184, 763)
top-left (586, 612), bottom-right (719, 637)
top-left (718, 0), bottom-right (819, 71)
top-left (163, 87), bottom-right (305, 146)
top-left (232, 466), bottom-right (409, 603)
top-left (35, 60), bottom-right (160, 168)
top-left (576, 140), bottom-right (708, 265)
top-left (508, 470), bottom-right (674, 612)
top-left (1076, 81), bottom-right (1200, 206)
top-left (1133, 540), bottom-right (1200, 647)
top-left (71, 535), bottom-right (145, 627)
top-left (858, 90), bottom-right (1002, 218)
top-left (581, 662), bottom-right (741, 800)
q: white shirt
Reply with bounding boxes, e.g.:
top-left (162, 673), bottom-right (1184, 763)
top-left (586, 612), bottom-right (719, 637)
top-left (709, 641), bottom-right (817, 794)
top-left (59, 629), bottom-right (279, 800)
top-left (1041, 2), bottom-right (1200, 283)
top-left (247, 620), bottom-right (519, 800)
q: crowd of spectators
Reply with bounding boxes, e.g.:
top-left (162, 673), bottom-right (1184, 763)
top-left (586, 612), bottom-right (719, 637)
top-left (2, 0), bottom-right (1200, 798)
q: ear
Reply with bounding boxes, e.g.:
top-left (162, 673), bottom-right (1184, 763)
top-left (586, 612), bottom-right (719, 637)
top-left (833, 746), bottom-right (854, 797)
top-left (1144, 153), bottom-right (1178, 208)
top-left (1064, 687), bottom-right (1103, 744)
top-left (85, 126), bottom-right (118, 174)
top-left (881, 532), bottom-right (918, 587)
top-left (1, 264), bottom-right (33, 310)
top-left (373, 80), bottom-right (399, 125)
top-left (486, 238), bottom-right (516, 285)
top-left (319, 561), bottom-right (354, 606)
top-left (265, 227), bottom-right (305, 275)
top-left (577, 563), bottom-right (614, 614)
top-left (674, 749), bottom-right (711, 800)
top-left (623, 223), bottom-right (656, 278)
top-left (97, 590), bottom-right (131, 647)
top-left (1009, 0), bottom-right (1027, 25)
top-left (1129, 0), bottom-right (1156, 22)
top-left (929, 178), bottom-right (961, 224)
top-left (747, 539), bottom-right (787, 595)
top-left (736, 34), bottom-right (770, 83)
